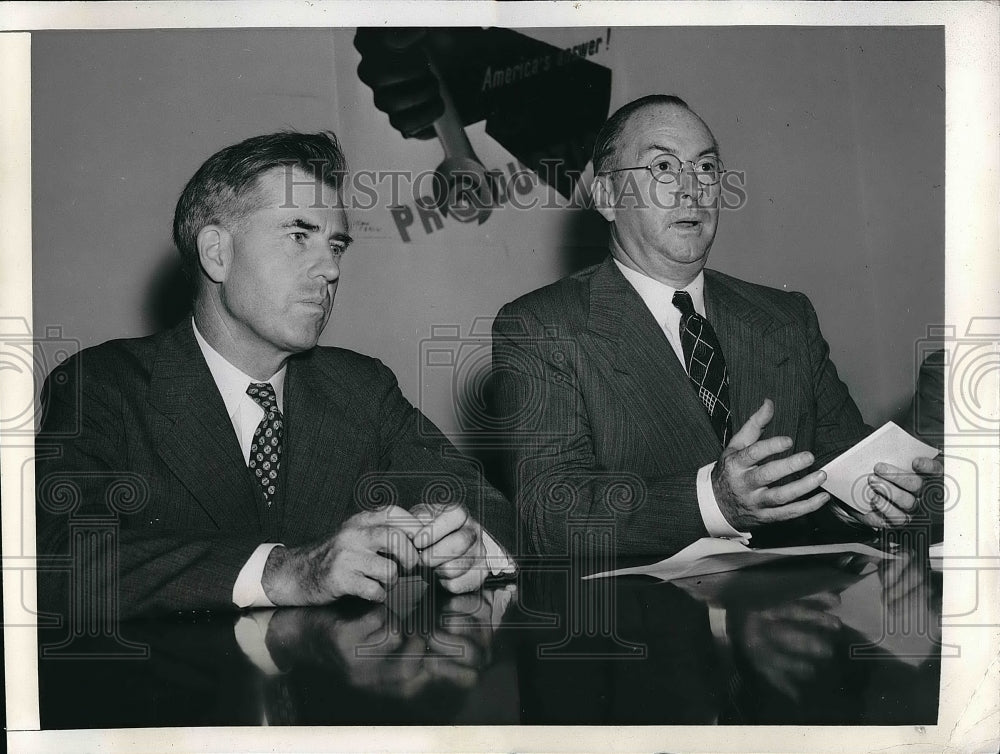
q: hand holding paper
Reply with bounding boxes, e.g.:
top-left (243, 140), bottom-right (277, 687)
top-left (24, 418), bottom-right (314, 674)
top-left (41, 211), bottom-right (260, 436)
top-left (820, 421), bottom-right (940, 528)
top-left (712, 399), bottom-right (830, 530)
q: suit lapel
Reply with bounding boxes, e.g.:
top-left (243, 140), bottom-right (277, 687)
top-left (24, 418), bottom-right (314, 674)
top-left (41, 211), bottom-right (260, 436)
top-left (280, 351), bottom-right (368, 544)
top-left (704, 270), bottom-right (796, 437)
top-left (149, 321), bottom-right (260, 533)
top-left (586, 258), bottom-right (722, 462)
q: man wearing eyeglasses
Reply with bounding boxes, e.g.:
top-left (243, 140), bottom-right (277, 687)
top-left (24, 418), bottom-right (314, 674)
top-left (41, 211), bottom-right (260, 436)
top-left (491, 94), bottom-right (941, 558)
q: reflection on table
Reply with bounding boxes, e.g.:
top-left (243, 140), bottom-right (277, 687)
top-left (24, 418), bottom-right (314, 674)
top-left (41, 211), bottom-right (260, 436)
top-left (38, 547), bottom-right (942, 727)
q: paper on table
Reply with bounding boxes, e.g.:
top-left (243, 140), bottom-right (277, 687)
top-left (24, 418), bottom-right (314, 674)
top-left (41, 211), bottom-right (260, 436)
top-left (583, 537), bottom-right (897, 582)
top-left (820, 421), bottom-right (938, 513)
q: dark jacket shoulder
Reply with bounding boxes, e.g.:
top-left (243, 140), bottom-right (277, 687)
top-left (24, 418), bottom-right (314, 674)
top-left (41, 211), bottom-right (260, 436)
top-left (496, 258), bottom-right (817, 333)
top-left (705, 267), bottom-right (818, 328)
top-left (502, 262), bottom-right (602, 313)
top-left (291, 343), bottom-right (397, 389)
top-left (495, 262), bottom-right (604, 334)
top-left (44, 324), bottom-right (400, 409)
top-left (44, 329), bottom-right (164, 397)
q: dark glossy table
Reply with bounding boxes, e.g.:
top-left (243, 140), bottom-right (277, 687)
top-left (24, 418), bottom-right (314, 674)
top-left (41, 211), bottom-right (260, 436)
top-left (38, 547), bottom-right (941, 728)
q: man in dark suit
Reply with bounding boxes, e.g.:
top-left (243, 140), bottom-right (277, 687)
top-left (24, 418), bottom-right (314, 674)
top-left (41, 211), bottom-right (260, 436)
top-left (36, 131), bottom-right (514, 620)
top-left (491, 95), bottom-right (941, 557)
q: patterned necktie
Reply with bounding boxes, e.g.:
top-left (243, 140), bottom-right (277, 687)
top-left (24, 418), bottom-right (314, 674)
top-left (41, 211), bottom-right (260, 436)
top-left (246, 382), bottom-right (283, 507)
top-left (671, 290), bottom-right (733, 446)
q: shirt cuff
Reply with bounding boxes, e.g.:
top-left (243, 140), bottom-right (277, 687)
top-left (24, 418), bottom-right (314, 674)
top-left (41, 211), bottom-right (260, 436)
top-left (481, 529), bottom-right (517, 576)
top-left (697, 462), bottom-right (752, 544)
top-left (233, 543), bottom-right (281, 609)
top-left (233, 608), bottom-right (281, 676)
top-left (707, 604), bottom-right (730, 647)
top-left (488, 584), bottom-right (517, 630)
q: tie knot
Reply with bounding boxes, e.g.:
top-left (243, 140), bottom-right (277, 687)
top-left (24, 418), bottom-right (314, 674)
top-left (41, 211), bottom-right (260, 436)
top-left (247, 382), bottom-right (279, 412)
top-left (672, 290), bottom-right (697, 318)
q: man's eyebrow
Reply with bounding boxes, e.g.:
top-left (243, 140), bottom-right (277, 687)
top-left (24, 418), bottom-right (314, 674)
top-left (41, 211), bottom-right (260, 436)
top-left (278, 218), bottom-right (353, 246)
top-left (279, 218), bottom-right (321, 232)
top-left (332, 231), bottom-right (354, 247)
top-left (640, 143), bottom-right (722, 158)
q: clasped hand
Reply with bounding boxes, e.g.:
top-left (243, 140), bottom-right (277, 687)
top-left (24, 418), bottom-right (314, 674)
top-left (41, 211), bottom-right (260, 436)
top-left (263, 588), bottom-right (512, 698)
top-left (262, 503), bottom-right (490, 606)
top-left (713, 399), bottom-right (942, 530)
top-left (732, 592), bottom-right (843, 703)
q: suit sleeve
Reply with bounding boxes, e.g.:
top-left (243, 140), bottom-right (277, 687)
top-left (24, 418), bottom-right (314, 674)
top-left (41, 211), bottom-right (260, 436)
top-left (793, 291), bottom-right (872, 467)
top-left (492, 306), bottom-right (709, 559)
top-left (368, 360), bottom-right (518, 557)
top-left (901, 348), bottom-right (945, 452)
top-left (35, 359), bottom-right (262, 620)
top-left (765, 292), bottom-right (875, 542)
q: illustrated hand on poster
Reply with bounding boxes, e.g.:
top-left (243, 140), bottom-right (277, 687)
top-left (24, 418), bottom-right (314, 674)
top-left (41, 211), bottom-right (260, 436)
top-left (355, 27), bottom-right (612, 200)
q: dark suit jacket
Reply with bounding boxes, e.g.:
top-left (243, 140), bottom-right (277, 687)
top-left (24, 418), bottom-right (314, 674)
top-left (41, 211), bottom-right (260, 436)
top-left (491, 257), bottom-right (870, 558)
top-left (901, 348), bottom-right (945, 452)
top-left (36, 319), bottom-right (515, 619)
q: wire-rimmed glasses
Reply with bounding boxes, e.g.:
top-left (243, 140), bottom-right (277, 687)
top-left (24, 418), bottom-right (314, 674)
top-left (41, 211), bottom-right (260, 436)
top-left (600, 153), bottom-right (726, 186)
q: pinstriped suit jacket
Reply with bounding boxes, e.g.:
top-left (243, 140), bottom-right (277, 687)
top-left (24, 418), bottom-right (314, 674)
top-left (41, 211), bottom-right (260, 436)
top-left (36, 319), bottom-right (516, 619)
top-left (491, 257), bottom-right (870, 558)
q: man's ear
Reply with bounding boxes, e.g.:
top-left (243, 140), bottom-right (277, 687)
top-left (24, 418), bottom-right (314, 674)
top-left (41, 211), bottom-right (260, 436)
top-left (196, 225), bottom-right (232, 284)
top-left (591, 174), bottom-right (616, 223)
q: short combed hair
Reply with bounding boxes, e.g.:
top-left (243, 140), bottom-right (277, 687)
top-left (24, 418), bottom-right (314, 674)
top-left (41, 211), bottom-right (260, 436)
top-left (172, 130), bottom-right (347, 280)
top-left (592, 94), bottom-right (691, 175)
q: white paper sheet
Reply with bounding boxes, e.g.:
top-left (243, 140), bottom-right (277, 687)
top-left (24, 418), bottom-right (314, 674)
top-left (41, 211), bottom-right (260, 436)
top-left (820, 421), bottom-right (939, 513)
top-left (582, 537), bottom-right (897, 582)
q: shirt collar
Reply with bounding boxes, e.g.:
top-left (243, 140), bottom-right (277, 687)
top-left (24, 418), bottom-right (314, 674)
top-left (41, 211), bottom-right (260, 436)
top-left (612, 258), bottom-right (706, 320)
top-left (191, 318), bottom-right (286, 416)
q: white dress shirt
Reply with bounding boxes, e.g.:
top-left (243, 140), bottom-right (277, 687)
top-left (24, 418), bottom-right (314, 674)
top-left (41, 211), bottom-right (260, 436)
top-left (192, 319), bottom-right (514, 610)
top-left (192, 321), bottom-right (286, 607)
top-left (612, 260), bottom-right (750, 543)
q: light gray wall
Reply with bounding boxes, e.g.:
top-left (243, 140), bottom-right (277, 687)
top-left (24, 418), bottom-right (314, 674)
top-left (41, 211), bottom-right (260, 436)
top-left (32, 27), bottom-right (944, 439)
top-left (32, 29), bottom-right (341, 341)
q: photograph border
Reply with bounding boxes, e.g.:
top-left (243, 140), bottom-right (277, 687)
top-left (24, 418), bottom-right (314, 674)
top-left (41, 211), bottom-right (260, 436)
top-left (2, 2), bottom-right (998, 753)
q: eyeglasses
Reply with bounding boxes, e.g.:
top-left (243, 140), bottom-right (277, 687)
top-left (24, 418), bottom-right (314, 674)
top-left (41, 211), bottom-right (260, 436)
top-left (600, 153), bottom-right (726, 186)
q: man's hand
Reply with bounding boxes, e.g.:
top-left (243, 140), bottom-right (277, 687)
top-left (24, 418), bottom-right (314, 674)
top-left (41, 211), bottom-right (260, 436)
top-left (264, 604), bottom-right (403, 673)
top-left (354, 28), bottom-right (443, 140)
top-left (410, 503), bottom-right (489, 594)
top-left (844, 455), bottom-right (943, 529)
top-left (261, 506), bottom-right (423, 606)
top-left (712, 399), bottom-right (830, 530)
top-left (733, 592), bottom-right (842, 703)
top-left (263, 599), bottom-right (486, 697)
